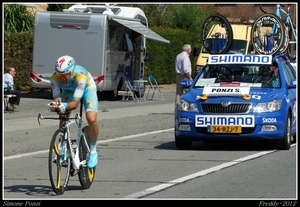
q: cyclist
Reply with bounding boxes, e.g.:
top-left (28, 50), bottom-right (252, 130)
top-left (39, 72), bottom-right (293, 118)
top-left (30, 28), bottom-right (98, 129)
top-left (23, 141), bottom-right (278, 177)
top-left (47, 55), bottom-right (99, 168)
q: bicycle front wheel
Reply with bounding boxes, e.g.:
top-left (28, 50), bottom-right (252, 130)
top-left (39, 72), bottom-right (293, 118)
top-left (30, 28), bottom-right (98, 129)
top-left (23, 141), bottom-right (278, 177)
top-left (78, 126), bottom-right (96, 189)
top-left (251, 13), bottom-right (287, 55)
top-left (201, 14), bottom-right (233, 54)
top-left (48, 129), bottom-right (71, 195)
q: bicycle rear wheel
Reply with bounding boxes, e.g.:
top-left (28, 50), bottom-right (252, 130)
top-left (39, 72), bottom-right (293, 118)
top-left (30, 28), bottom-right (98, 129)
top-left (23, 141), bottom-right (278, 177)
top-left (251, 13), bottom-right (287, 55)
top-left (201, 14), bottom-right (233, 54)
top-left (48, 129), bottom-right (71, 195)
top-left (78, 126), bottom-right (96, 189)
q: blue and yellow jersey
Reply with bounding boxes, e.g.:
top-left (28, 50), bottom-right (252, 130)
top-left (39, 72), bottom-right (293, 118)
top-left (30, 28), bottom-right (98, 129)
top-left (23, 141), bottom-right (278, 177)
top-left (50, 65), bottom-right (97, 101)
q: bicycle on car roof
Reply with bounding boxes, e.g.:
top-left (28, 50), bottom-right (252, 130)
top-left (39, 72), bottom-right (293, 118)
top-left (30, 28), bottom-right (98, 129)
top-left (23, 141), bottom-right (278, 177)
top-left (251, 4), bottom-right (297, 62)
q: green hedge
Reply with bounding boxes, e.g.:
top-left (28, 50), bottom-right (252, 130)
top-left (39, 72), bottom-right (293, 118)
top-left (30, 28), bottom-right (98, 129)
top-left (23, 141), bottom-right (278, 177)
top-left (4, 29), bottom-right (201, 91)
top-left (4, 31), bottom-right (33, 91)
top-left (146, 27), bottom-right (200, 84)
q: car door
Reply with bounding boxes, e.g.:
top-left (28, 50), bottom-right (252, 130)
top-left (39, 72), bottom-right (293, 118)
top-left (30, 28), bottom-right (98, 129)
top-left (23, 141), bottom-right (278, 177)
top-left (281, 61), bottom-right (297, 132)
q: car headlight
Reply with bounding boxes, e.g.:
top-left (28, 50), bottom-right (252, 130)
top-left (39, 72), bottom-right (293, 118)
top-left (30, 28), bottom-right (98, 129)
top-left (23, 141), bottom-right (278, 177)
top-left (253, 99), bottom-right (282, 113)
top-left (177, 99), bottom-right (198, 112)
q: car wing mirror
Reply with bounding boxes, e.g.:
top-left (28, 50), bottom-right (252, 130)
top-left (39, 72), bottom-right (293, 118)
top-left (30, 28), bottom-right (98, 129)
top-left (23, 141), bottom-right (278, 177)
top-left (179, 78), bottom-right (192, 88)
top-left (288, 78), bottom-right (296, 88)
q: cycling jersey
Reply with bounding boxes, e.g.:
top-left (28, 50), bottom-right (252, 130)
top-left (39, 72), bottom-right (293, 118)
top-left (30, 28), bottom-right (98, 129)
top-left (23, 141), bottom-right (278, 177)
top-left (50, 65), bottom-right (98, 112)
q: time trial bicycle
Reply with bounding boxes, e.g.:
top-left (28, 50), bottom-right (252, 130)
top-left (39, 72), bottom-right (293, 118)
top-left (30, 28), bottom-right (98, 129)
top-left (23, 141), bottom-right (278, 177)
top-left (37, 100), bottom-right (96, 195)
top-left (251, 4), bottom-right (296, 61)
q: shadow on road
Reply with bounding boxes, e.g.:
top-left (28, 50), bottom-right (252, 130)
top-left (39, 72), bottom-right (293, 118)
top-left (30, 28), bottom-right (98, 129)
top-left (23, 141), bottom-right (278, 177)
top-left (156, 140), bottom-right (278, 151)
top-left (3, 184), bottom-right (84, 197)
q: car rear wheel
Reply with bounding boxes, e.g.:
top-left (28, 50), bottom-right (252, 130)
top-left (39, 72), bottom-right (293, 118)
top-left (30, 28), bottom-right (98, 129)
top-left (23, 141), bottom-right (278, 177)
top-left (175, 136), bottom-right (192, 149)
top-left (276, 113), bottom-right (291, 150)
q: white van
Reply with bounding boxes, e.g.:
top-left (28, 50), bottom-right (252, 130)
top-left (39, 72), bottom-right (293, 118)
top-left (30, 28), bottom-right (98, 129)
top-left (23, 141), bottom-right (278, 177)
top-left (30, 5), bottom-right (170, 100)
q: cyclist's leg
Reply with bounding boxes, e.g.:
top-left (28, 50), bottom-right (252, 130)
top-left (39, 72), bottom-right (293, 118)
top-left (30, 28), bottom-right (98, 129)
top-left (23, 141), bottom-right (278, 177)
top-left (82, 87), bottom-right (99, 143)
top-left (82, 88), bottom-right (99, 168)
top-left (86, 111), bottom-right (98, 143)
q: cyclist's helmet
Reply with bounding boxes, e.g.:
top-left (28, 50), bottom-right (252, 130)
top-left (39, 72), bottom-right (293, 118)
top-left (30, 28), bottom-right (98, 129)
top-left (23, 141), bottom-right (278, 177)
top-left (55, 55), bottom-right (76, 74)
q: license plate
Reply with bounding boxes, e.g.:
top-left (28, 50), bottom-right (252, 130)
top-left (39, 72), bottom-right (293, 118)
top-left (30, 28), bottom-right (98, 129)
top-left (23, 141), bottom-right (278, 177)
top-left (208, 125), bottom-right (242, 133)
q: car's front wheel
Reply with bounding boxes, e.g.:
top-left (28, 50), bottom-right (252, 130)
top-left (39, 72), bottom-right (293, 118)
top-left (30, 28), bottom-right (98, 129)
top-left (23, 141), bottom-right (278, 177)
top-left (277, 113), bottom-right (292, 150)
top-left (175, 136), bottom-right (192, 149)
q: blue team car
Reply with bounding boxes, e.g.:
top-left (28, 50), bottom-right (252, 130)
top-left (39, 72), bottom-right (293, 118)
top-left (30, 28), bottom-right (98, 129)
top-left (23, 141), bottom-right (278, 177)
top-left (175, 53), bottom-right (297, 150)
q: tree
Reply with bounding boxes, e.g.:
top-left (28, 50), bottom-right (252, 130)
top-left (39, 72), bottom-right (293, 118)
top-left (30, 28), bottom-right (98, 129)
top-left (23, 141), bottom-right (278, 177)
top-left (162, 4), bottom-right (215, 43)
top-left (127, 4), bottom-right (167, 27)
top-left (120, 4), bottom-right (215, 44)
top-left (4, 4), bottom-right (34, 33)
top-left (47, 4), bottom-right (73, 11)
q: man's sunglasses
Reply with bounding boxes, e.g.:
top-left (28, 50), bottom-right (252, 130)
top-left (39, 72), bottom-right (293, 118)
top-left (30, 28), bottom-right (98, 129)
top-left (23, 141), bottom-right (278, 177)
top-left (56, 72), bottom-right (70, 77)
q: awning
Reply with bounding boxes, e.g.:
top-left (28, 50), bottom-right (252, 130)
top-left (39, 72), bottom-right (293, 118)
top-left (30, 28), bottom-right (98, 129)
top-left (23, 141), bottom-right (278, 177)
top-left (112, 18), bottom-right (170, 44)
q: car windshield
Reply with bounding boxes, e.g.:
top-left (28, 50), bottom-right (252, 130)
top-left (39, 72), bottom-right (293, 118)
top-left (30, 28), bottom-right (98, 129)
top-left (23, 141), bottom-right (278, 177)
top-left (194, 63), bottom-right (280, 88)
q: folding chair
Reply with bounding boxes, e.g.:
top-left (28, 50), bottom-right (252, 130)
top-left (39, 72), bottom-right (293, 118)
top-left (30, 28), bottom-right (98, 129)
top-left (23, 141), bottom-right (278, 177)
top-left (122, 75), bottom-right (139, 102)
top-left (4, 86), bottom-right (16, 113)
top-left (146, 75), bottom-right (164, 101)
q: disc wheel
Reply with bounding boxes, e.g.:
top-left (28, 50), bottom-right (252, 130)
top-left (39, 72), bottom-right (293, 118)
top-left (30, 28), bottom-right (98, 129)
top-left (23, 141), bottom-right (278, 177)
top-left (48, 129), bottom-right (71, 195)
top-left (78, 126), bottom-right (96, 189)
top-left (251, 13), bottom-right (287, 55)
top-left (201, 14), bottom-right (233, 54)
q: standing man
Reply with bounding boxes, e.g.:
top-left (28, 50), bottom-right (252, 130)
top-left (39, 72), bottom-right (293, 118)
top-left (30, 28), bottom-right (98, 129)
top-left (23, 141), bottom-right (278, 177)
top-left (3, 67), bottom-right (21, 112)
top-left (175, 44), bottom-right (193, 104)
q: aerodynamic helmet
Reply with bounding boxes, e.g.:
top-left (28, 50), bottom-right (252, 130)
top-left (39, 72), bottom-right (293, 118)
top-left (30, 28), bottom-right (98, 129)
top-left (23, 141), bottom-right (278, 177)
top-left (55, 55), bottom-right (76, 74)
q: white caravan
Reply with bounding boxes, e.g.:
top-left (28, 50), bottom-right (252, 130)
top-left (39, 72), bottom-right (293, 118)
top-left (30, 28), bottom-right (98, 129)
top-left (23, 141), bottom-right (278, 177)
top-left (30, 4), bottom-right (170, 100)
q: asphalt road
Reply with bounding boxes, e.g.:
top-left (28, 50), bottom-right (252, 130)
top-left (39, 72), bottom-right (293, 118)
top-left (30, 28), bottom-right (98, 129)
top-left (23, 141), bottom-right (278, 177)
top-left (3, 91), bottom-right (297, 201)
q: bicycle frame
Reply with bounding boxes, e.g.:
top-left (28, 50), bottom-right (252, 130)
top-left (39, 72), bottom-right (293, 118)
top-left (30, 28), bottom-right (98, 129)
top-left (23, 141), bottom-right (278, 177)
top-left (274, 4), bottom-right (297, 44)
top-left (61, 113), bottom-right (90, 170)
top-left (252, 4), bottom-right (296, 58)
top-left (38, 112), bottom-right (90, 169)
top-left (211, 33), bottom-right (226, 54)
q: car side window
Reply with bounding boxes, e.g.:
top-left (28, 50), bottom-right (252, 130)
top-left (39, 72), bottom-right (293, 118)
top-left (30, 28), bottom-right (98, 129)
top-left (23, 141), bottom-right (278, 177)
top-left (281, 63), bottom-right (293, 86)
top-left (285, 62), bottom-right (296, 79)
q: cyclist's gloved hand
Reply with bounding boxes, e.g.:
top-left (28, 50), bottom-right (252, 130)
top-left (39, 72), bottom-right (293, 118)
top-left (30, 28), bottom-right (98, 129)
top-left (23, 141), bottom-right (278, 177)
top-left (58, 104), bottom-right (66, 113)
top-left (47, 102), bottom-right (57, 112)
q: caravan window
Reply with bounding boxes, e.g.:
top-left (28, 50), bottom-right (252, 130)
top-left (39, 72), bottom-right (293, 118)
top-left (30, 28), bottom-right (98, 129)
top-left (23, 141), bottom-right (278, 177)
top-left (50, 13), bottom-right (90, 30)
top-left (135, 14), bottom-right (147, 26)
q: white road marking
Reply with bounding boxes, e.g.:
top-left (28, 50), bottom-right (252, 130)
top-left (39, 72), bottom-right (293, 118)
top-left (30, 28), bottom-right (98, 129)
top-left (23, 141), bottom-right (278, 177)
top-left (124, 150), bottom-right (278, 199)
top-left (3, 128), bottom-right (173, 161)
